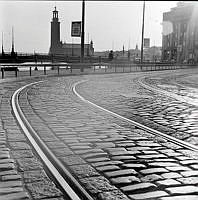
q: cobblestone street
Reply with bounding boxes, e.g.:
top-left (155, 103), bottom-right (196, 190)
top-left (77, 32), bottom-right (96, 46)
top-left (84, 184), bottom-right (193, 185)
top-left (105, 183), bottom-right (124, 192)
top-left (1, 69), bottom-right (198, 199)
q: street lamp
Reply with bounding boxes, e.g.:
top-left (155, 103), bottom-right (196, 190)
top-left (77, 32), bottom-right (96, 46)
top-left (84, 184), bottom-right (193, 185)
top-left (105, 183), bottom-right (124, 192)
top-left (81, 0), bottom-right (85, 63)
top-left (140, 1), bottom-right (145, 64)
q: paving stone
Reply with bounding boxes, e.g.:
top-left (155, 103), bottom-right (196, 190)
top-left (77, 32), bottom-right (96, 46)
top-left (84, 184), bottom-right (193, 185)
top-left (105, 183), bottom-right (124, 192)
top-left (79, 176), bottom-right (117, 194)
top-left (0, 170), bottom-right (17, 176)
top-left (97, 190), bottom-right (130, 200)
top-left (0, 191), bottom-right (29, 200)
top-left (17, 158), bottom-right (43, 171)
top-left (137, 154), bottom-right (167, 159)
top-left (0, 159), bottom-right (14, 164)
top-left (122, 163), bottom-right (146, 169)
top-left (110, 176), bottom-right (140, 184)
top-left (106, 148), bottom-right (127, 152)
top-left (105, 169), bottom-right (137, 177)
top-left (2, 174), bottom-right (21, 181)
top-left (176, 156), bottom-right (193, 161)
top-left (0, 181), bottom-right (22, 188)
top-left (160, 195), bottom-right (198, 200)
top-left (23, 170), bottom-right (50, 183)
top-left (161, 172), bottom-right (182, 179)
top-left (96, 165), bottom-right (120, 172)
top-left (129, 191), bottom-right (169, 199)
top-left (74, 148), bottom-right (104, 155)
top-left (166, 166), bottom-right (191, 171)
top-left (109, 151), bottom-right (140, 156)
top-left (60, 155), bottom-right (86, 166)
top-left (0, 163), bottom-right (15, 170)
top-left (142, 150), bottom-right (159, 154)
top-left (191, 165), bottom-right (198, 170)
top-left (95, 142), bottom-right (116, 148)
top-left (164, 152), bottom-right (183, 157)
top-left (154, 158), bottom-right (176, 162)
top-left (166, 185), bottom-right (198, 195)
top-left (148, 162), bottom-right (179, 167)
top-left (9, 142), bottom-right (31, 150)
top-left (140, 168), bottom-right (168, 175)
top-left (141, 174), bottom-right (163, 182)
top-left (111, 156), bottom-right (136, 160)
top-left (157, 179), bottom-right (181, 186)
top-left (0, 151), bottom-right (10, 159)
top-left (127, 147), bottom-right (151, 151)
top-left (116, 143), bottom-right (135, 147)
top-left (52, 147), bottom-right (74, 156)
top-left (7, 134), bottom-right (26, 141)
top-left (86, 157), bottom-right (110, 162)
top-left (181, 170), bottom-right (198, 177)
top-left (91, 161), bottom-right (123, 167)
top-left (137, 141), bottom-right (161, 147)
top-left (11, 150), bottom-right (34, 158)
top-left (177, 177), bottom-right (198, 185)
top-left (0, 187), bottom-right (24, 194)
top-left (26, 180), bottom-right (62, 199)
top-left (121, 182), bottom-right (157, 192)
top-left (162, 142), bottom-right (182, 150)
top-left (69, 164), bottom-right (100, 178)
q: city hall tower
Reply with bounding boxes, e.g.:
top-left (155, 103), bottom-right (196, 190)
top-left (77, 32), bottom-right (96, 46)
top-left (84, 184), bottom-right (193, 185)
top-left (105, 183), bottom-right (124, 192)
top-left (49, 7), bottom-right (62, 54)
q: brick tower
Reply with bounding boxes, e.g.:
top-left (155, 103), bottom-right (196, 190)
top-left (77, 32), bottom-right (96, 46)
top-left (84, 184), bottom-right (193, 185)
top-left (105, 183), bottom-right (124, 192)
top-left (49, 7), bottom-right (62, 55)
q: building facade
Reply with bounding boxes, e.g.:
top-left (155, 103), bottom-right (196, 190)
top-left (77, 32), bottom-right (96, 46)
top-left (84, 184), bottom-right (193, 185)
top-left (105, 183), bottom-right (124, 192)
top-left (162, 1), bottom-right (198, 63)
top-left (49, 7), bottom-right (94, 56)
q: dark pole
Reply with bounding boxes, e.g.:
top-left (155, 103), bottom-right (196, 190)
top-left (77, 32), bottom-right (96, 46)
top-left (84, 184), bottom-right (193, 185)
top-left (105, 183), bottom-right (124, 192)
top-left (140, 1), bottom-right (145, 64)
top-left (81, 0), bottom-right (85, 64)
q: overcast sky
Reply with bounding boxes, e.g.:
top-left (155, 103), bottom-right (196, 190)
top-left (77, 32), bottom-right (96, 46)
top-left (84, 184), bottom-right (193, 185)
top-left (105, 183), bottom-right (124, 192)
top-left (0, 1), bottom-right (178, 53)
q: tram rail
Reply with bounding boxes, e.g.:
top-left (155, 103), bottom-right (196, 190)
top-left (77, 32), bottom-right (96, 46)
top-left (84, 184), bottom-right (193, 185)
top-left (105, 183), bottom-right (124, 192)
top-left (73, 80), bottom-right (198, 152)
top-left (11, 78), bottom-right (198, 200)
top-left (11, 81), bottom-right (94, 200)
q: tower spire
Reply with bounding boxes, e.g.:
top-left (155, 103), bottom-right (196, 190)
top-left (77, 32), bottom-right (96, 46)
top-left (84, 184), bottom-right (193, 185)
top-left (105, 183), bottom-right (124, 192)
top-left (11, 27), bottom-right (14, 53)
top-left (2, 31), bottom-right (4, 56)
top-left (11, 26), bottom-right (16, 57)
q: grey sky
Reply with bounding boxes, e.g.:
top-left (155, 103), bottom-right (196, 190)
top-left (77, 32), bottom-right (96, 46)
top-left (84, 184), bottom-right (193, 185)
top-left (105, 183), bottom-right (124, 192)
top-left (0, 1), bottom-right (178, 53)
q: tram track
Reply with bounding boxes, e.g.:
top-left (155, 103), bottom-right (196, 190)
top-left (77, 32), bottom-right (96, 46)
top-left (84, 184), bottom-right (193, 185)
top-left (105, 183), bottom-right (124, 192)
top-left (11, 77), bottom-right (198, 200)
top-left (11, 81), bottom-right (94, 200)
top-left (73, 80), bottom-right (198, 152)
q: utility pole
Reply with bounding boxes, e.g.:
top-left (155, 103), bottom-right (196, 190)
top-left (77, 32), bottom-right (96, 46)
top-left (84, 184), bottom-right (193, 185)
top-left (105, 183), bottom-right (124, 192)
top-left (140, 1), bottom-right (145, 64)
top-left (81, 0), bottom-right (85, 67)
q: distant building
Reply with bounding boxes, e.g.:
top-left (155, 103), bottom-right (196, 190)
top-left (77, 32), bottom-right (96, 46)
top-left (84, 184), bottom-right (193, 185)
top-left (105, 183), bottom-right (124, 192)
top-left (162, 1), bottom-right (198, 63)
top-left (49, 7), bottom-right (94, 56)
top-left (144, 46), bottom-right (162, 62)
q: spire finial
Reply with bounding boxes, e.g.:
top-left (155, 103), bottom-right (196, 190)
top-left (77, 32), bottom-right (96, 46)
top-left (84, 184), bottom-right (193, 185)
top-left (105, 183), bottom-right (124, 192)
top-left (2, 31), bottom-right (4, 55)
top-left (11, 26), bottom-right (15, 56)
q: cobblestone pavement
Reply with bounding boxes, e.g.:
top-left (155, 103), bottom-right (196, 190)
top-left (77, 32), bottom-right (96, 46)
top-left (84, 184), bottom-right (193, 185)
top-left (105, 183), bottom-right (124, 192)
top-left (0, 77), bottom-right (64, 200)
top-left (17, 72), bottom-right (198, 200)
top-left (2, 69), bottom-right (198, 199)
top-left (78, 69), bottom-right (198, 146)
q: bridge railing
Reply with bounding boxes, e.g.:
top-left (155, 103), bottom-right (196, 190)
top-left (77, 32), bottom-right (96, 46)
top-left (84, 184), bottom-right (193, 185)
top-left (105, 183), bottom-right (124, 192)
top-left (0, 62), bottom-right (196, 79)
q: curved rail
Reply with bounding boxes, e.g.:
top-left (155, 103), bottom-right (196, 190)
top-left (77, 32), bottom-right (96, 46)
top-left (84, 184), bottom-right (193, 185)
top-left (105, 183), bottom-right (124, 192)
top-left (73, 80), bottom-right (198, 152)
top-left (12, 81), bottom-right (94, 200)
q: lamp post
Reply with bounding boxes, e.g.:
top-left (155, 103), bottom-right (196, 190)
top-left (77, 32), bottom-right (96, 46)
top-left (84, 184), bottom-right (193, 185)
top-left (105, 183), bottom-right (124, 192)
top-left (140, 1), bottom-right (145, 64)
top-left (81, 0), bottom-right (85, 66)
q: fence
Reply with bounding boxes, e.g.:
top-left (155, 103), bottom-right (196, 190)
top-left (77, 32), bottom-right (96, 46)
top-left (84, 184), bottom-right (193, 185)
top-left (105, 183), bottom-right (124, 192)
top-left (0, 62), bottom-right (196, 79)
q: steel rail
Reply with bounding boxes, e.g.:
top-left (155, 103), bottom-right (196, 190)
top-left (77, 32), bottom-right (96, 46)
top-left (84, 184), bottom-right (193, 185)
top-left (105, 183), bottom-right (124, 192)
top-left (73, 80), bottom-right (198, 152)
top-left (138, 76), bottom-right (198, 107)
top-left (12, 81), bottom-right (94, 200)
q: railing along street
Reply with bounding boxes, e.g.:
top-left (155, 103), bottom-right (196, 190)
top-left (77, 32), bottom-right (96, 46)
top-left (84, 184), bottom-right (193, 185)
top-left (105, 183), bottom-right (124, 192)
top-left (0, 62), bottom-right (196, 79)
